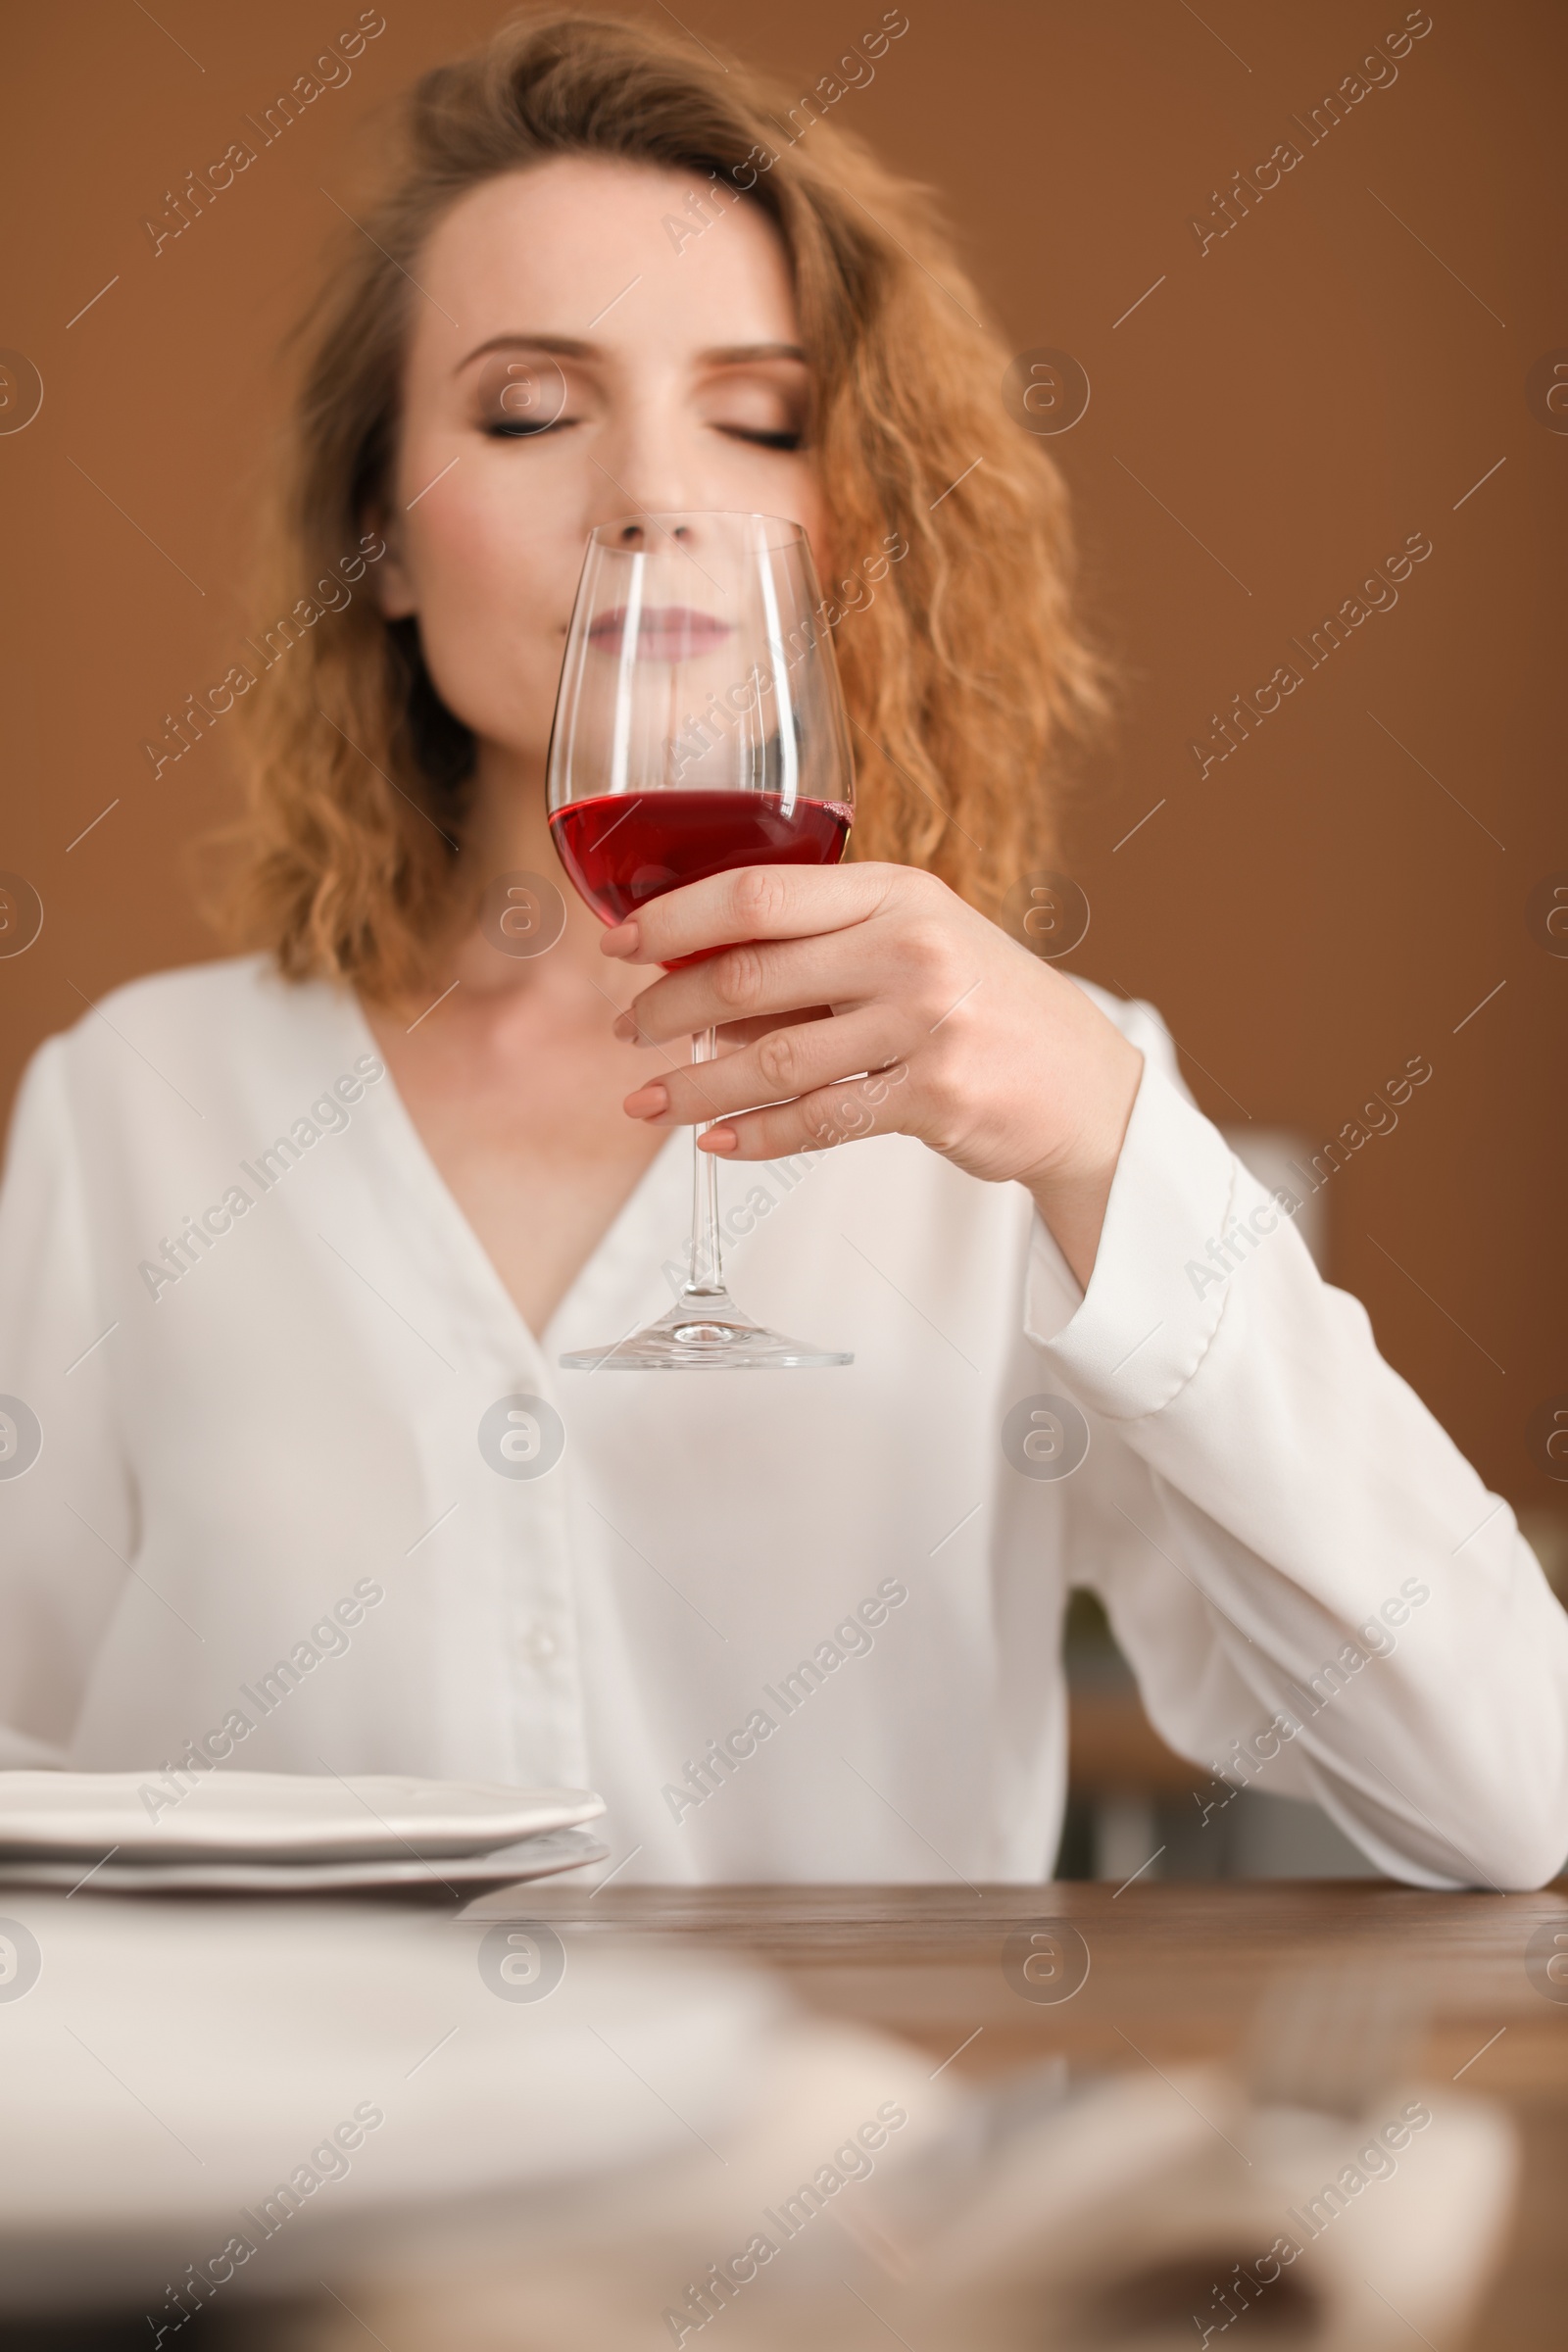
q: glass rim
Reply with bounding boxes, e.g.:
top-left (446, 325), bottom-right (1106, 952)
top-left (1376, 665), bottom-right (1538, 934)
top-left (585, 509), bottom-right (808, 549)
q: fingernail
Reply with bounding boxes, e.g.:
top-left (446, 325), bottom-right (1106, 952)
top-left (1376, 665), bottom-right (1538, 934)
top-left (701, 1126), bottom-right (738, 1152)
top-left (603, 920), bottom-right (640, 957)
top-left (624, 1083), bottom-right (668, 1118)
top-left (612, 1013), bottom-right (637, 1042)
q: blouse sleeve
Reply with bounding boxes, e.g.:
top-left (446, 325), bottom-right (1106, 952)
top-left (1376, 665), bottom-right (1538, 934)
top-left (1024, 998), bottom-right (1568, 1892)
top-left (0, 1037), bottom-right (135, 1766)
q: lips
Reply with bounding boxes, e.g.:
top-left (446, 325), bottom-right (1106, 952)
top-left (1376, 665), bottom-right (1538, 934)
top-left (587, 606), bottom-right (735, 662)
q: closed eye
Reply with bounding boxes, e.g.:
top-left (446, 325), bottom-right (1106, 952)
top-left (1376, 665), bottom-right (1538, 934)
top-left (719, 424), bottom-right (803, 452)
top-left (484, 416), bottom-right (579, 440)
top-left (482, 419), bottom-right (801, 447)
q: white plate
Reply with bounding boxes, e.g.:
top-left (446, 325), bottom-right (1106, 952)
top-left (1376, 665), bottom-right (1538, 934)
top-left (0, 1891), bottom-right (811, 2315)
top-left (0, 1771), bottom-right (605, 1862)
top-left (0, 1824), bottom-right (609, 1893)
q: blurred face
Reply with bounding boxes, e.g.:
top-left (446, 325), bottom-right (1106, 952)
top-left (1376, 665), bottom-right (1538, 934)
top-left (374, 155), bottom-right (826, 769)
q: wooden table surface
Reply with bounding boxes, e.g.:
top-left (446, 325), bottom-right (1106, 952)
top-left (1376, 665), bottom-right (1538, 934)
top-left (519, 1878), bottom-right (1568, 2352)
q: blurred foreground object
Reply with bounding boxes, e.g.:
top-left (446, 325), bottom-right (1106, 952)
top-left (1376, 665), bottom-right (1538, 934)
top-left (293, 1968), bottom-right (1515, 2352)
top-left (0, 1890), bottom-right (952, 2334)
top-left (0, 1891), bottom-right (1533, 2350)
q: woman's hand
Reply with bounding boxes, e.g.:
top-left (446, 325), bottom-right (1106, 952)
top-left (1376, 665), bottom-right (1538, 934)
top-left (603, 863), bottom-right (1144, 1289)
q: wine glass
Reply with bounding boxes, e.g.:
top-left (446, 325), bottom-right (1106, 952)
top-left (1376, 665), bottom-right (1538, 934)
top-left (547, 510), bottom-right (856, 1371)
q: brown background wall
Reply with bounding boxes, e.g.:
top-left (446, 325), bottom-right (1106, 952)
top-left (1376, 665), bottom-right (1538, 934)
top-left (1, 0), bottom-right (1563, 1521)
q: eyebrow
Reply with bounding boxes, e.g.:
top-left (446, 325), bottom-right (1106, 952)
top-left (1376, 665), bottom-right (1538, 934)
top-left (456, 333), bottom-right (808, 372)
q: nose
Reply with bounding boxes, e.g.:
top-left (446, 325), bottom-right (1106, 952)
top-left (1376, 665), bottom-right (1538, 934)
top-left (611, 516), bottom-right (695, 546)
top-left (586, 391), bottom-right (709, 546)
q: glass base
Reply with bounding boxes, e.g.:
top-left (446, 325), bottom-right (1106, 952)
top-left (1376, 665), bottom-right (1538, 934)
top-left (560, 1287), bottom-right (852, 1371)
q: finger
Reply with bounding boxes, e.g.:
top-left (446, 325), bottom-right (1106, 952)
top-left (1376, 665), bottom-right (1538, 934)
top-left (623, 1008), bottom-right (905, 1129)
top-left (712, 1006), bottom-right (834, 1051)
top-left (599, 859), bottom-right (896, 966)
top-left (614, 930), bottom-right (868, 1049)
top-left (701, 1067), bottom-right (915, 1161)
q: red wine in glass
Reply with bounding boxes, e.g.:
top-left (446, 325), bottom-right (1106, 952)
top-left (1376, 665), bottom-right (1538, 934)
top-left (549, 788), bottom-right (853, 934)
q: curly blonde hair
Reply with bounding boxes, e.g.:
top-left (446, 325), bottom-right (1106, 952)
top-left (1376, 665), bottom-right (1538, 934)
top-left (216, 9), bottom-right (1107, 1002)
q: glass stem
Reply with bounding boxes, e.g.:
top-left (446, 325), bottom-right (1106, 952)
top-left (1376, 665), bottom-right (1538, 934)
top-left (686, 1025), bottom-right (724, 1298)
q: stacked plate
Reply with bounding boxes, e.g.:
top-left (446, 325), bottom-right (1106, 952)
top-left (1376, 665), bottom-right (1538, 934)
top-left (0, 1771), bottom-right (608, 1895)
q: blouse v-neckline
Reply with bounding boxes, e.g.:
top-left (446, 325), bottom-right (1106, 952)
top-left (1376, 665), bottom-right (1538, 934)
top-left (330, 978), bottom-right (690, 1374)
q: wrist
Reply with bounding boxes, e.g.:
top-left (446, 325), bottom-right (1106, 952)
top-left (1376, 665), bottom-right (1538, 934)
top-left (1020, 1033), bottom-right (1144, 1290)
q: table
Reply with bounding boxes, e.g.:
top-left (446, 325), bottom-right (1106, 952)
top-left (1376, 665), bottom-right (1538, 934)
top-left (519, 1878), bottom-right (1568, 2352)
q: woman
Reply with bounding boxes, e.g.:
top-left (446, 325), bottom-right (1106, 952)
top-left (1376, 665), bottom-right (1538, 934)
top-left (1, 14), bottom-right (1563, 1889)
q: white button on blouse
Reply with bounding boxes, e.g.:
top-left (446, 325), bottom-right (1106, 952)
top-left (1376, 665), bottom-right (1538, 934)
top-left (0, 955), bottom-right (1564, 1889)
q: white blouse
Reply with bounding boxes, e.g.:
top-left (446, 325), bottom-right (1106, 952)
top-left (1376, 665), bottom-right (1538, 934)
top-left (1, 954), bottom-right (1563, 1889)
